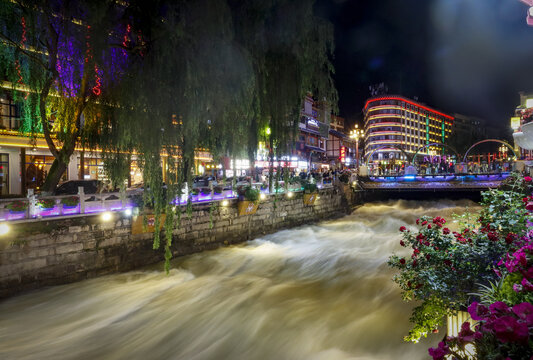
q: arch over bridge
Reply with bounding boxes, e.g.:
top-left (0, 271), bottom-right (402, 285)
top-left (462, 139), bottom-right (517, 163)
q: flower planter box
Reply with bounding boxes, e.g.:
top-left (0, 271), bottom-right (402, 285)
top-left (237, 201), bottom-right (258, 216)
top-left (303, 193), bottom-right (318, 206)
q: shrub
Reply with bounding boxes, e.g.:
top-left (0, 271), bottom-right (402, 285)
top-left (6, 200), bottom-right (28, 212)
top-left (389, 174), bottom-right (533, 343)
top-left (304, 183), bottom-right (317, 194)
top-left (37, 198), bottom-right (56, 209)
top-left (213, 186), bottom-right (223, 194)
top-left (243, 186), bottom-right (260, 202)
top-left (60, 196), bottom-right (79, 207)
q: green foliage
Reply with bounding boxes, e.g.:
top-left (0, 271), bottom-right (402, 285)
top-left (303, 183), bottom-right (317, 194)
top-left (244, 186), bottom-right (260, 203)
top-left (60, 196), bottom-right (79, 207)
top-left (405, 296), bottom-right (451, 343)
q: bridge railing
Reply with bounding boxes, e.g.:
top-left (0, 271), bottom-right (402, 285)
top-left (0, 179), bottom-right (334, 223)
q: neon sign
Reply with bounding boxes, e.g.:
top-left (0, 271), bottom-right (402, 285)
top-left (340, 146), bottom-right (346, 162)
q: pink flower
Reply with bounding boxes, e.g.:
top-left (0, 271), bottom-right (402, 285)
top-left (458, 322), bottom-right (475, 342)
top-left (492, 316), bottom-right (529, 343)
top-left (428, 342), bottom-right (449, 360)
top-left (526, 202), bottom-right (533, 211)
top-left (512, 302), bottom-right (533, 324)
top-left (468, 302), bottom-right (490, 321)
top-left (521, 278), bottom-right (533, 291)
top-left (489, 301), bottom-right (510, 315)
top-left (524, 176), bottom-right (532, 182)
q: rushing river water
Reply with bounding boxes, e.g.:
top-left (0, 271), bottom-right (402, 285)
top-left (0, 199), bottom-right (479, 360)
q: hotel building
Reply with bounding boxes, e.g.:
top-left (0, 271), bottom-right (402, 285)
top-left (363, 95), bottom-right (453, 163)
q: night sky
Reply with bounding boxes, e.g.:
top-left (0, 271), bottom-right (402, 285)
top-left (315, 0), bottom-right (533, 130)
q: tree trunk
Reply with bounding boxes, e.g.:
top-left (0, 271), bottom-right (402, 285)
top-left (41, 158), bottom-right (68, 193)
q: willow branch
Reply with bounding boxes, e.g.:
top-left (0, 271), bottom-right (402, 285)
top-left (0, 33), bottom-right (48, 70)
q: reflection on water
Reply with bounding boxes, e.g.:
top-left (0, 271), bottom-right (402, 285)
top-left (0, 199), bottom-right (478, 360)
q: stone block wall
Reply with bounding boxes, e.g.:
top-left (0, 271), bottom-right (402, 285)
top-left (0, 187), bottom-right (354, 299)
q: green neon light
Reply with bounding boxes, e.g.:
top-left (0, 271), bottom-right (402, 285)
top-left (425, 116), bottom-right (429, 145)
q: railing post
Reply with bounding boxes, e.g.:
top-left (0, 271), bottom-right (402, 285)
top-left (78, 186), bottom-right (85, 214)
top-left (27, 188), bottom-right (36, 218)
top-left (120, 188), bottom-right (126, 209)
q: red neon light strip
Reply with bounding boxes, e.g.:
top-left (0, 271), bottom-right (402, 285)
top-left (364, 96), bottom-right (454, 120)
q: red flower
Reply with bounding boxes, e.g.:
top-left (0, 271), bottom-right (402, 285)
top-left (487, 232), bottom-right (499, 242)
top-left (524, 176), bottom-right (532, 182)
top-left (426, 254), bottom-right (431, 260)
top-left (442, 228), bottom-right (450, 235)
top-left (421, 220), bottom-right (428, 226)
top-left (416, 218), bottom-right (420, 225)
top-left (526, 202), bottom-right (533, 211)
top-left (412, 259), bottom-right (418, 267)
top-left (400, 240), bottom-right (405, 247)
top-left (505, 233), bottom-right (516, 245)
top-left (427, 224), bottom-right (432, 229)
top-left (444, 259), bottom-right (452, 266)
top-left (399, 226), bottom-right (407, 232)
top-left (399, 258), bottom-right (406, 265)
top-left (523, 197), bottom-right (529, 203)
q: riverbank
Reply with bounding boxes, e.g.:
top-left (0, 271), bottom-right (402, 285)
top-left (0, 186), bottom-right (356, 299)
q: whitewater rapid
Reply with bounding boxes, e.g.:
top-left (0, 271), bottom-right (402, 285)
top-left (0, 199), bottom-right (478, 360)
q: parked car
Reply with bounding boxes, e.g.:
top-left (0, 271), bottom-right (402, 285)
top-left (53, 180), bottom-right (102, 195)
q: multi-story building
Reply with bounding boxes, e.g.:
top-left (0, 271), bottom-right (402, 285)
top-left (294, 94), bottom-right (330, 169)
top-left (363, 95), bottom-right (453, 163)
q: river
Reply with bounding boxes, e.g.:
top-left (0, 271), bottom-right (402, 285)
top-left (0, 199), bottom-right (478, 360)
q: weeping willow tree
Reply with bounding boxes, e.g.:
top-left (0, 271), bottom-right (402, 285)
top-left (0, 0), bottom-right (144, 192)
top-left (230, 0), bottom-right (338, 185)
top-left (98, 0), bottom-right (337, 271)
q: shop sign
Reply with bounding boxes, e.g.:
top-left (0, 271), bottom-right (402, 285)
top-left (339, 146), bottom-right (346, 162)
top-left (307, 119), bottom-right (319, 128)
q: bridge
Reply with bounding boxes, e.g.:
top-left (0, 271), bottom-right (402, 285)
top-left (356, 173), bottom-right (511, 192)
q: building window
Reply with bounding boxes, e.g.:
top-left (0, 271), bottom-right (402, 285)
top-left (0, 97), bottom-right (20, 130)
top-left (0, 153), bottom-right (8, 195)
top-left (25, 155), bottom-right (68, 191)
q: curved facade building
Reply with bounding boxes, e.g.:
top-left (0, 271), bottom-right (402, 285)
top-left (363, 96), bottom-right (453, 163)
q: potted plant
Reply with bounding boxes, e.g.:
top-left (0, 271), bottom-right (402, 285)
top-left (6, 200), bottom-right (28, 213)
top-left (303, 183), bottom-right (318, 205)
top-left (37, 198), bottom-right (56, 210)
top-left (61, 196), bottom-right (79, 208)
top-left (237, 186), bottom-right (260, 216)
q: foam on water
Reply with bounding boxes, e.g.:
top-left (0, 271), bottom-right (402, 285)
top-left (0, 199), bottom-right (479, 360)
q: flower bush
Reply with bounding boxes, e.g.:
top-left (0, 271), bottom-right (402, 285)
top-left (389, 174), bottom-right (533, 346)
top-left (6, 200), bottom-right (28, 212)
top-left (37, 198), bottom-right (56, 209)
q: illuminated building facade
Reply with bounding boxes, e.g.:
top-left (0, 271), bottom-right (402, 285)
top-left (512, 92), bottom-right (533, 158)
top-left (363, 95), bottom-right (453, 163)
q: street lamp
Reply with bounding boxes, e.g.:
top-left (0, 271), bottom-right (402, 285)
top-left (350, 125), bottom-right (364, 171)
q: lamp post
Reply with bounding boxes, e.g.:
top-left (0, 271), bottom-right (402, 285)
top-left (350, 125), bottom-right (364, 172)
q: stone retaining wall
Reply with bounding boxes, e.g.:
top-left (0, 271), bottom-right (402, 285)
top-left (0, 187), bottom-right (357, 299)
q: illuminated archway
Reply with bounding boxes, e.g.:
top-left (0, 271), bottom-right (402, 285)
top-left (412, 143), bottom-right (460, 164)
top-left (462, 139), bottom-right (517, 163)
